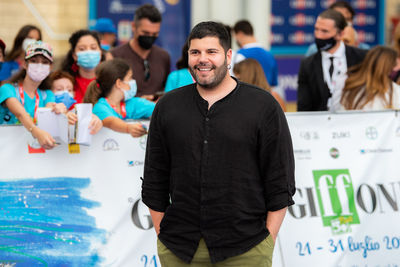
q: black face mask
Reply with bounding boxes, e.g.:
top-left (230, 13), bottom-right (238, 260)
top-left (138, 35), bottom-right (157, 50)
top-left (315, 36), bottom-right (337, 51)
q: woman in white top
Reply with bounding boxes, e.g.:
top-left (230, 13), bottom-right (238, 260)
top-left (340, 46), bottom-right (400, 110)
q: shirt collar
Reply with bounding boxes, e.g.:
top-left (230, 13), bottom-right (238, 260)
top-left (241, 43), bottom-right (263, 49)
top-left (321, 41), bottom-right (345, 59)
top-left (193, 77), bottom-right (240, 110)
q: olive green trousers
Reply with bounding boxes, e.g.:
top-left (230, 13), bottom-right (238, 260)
top-left (157, 235), bottom-right (274, 267)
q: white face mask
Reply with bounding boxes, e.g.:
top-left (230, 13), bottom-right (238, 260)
top-left (122, 79), bottom-right (137, 101)
top-left (27, 63), bottom-right (50, 82)
top-left (22, 38), bottom-right (37, 51)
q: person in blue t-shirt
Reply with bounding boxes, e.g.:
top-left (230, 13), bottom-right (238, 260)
top-left (232, 20), bottom-right (278, 87)
top-left (83, 58), bottom-right (154, 137)
top-left (0, 41), bottom-right (67, 150)
top-left (164, 42), bottom-right (194, 92)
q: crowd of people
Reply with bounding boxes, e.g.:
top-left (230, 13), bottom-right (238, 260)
top-left (0, 1), bottom-right (400, 151)
top-left (297, 1), bottom-right (400, 111)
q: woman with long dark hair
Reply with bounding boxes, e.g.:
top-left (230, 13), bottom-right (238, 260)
top-left (1, 25), bottom-right (42, 82)
top-left (61, 29), bottom-right (105, 104)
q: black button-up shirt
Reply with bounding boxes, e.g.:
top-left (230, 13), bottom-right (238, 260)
top-left (142, 81), bottom-right (295, 263)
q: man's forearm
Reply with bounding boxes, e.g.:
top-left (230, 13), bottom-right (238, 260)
top-left (149, 208), bottom-right (165, 235)
top-left (266, 207), bottom-right (288, 242)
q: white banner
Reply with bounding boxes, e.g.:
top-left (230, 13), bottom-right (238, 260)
top-left (278, 111), bottom-right (400, 267)
top-left (1, 111), bottom-right (400, 266)
top-left (0, 122), bottom-right (158, 267)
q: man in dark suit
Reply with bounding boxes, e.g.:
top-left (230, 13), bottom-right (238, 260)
top-left (297, 9), bottom-right (367, 111)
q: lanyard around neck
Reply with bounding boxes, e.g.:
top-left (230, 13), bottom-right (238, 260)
top-left (19, 84), bottom-right (39, 123)
top-left (106, 98), bottom-right (126, 119)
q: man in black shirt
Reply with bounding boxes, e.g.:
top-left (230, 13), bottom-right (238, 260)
top-left (142, 21), bottom-right (295, 266)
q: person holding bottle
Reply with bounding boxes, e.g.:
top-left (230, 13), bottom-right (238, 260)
top-left (60, 29), bottom-right (104, 133)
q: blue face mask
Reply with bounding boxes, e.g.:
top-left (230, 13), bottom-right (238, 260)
top-left (76, 50), bottom-right (101, 69)
top-left (123, 79), bottom-right (137, 101)
top-left (101, 44), bottom-right (111, 51)
top-left (54, 91), bottom-right (76, 109)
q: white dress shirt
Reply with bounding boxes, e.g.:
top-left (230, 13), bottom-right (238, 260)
top-left (322, 41), bottom-right (347, 110)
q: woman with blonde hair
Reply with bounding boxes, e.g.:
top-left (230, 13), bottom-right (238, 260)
top-left (233, 58), bottom-right (286, 111)
top-left (340, 46), bottom-right (400, 110)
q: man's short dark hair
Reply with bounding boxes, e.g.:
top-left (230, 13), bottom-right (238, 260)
top-left (222, 24), bottom-right (232, 49)
top-left (319, 9), bottom-right (347, 32)
top-left (233, 20), bottom-right (254, 36)
top-left (134, 4), bottom-right (162, 24)
top-left (187, 21), bottom-right (231, 53)
top-left (329, 1), bottom-right (355, 20)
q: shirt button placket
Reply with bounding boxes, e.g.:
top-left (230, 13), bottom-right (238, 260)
top-left (200, 115), bottom-right (210, 228)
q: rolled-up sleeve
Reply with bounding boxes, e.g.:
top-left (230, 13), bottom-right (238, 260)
top-left (258, 103), bottom-right (295, 211)
top-left (141, 103), bottom-right (171, 212)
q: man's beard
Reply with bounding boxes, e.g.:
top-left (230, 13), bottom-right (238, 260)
top-left (189, 59), bottom-right (228, 89)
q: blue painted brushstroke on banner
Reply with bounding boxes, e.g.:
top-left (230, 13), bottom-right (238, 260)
top-left (0, 177), bottom-right (105, 266)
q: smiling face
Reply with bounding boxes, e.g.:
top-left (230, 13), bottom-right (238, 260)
top-left (188, 36), bottom-right (231, 90)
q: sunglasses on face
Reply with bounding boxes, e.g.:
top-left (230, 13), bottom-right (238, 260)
top-left (143, 59), bottom-right (150, 81)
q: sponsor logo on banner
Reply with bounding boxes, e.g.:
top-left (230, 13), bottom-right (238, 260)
top-left (271, 33), bottom-right (284, 44)
top-left (289, 0), bottom-right (316, 9)
top-left (270, 15), bottom-right (284, 26)
top-left (313, 169), bottom-right (360, 235)
top-left (320, 0), bottom-right (336, 9)
top-left (103, 138), bottom-right (119, 151)
top-left (365, 126), bottom-right (378, 140)
top-left (289, 169), bottom-right (400, 227)
top-left (294, 149), bottom-right (312, 160)
top-left (329, 147), bottom-right (340, 159)
top-left (289, 13), bottom-right (315, 26)
top-left (288, 31), bottom-right (314, 44)
top-left (300, 131), bottom-right (319, 140)
top-left (360, 148), bottom-right (393, 154)
top-left (127, 160), bottom-right (144, 167)
top-left (357, 31), bottom-right (375, 43)
top-left (353, 0), bottom-right (376, 9)
top-left (354, 14), bottom-right (376, 26)
top-left (109, 1), bottom-right (138, 14)
top-left (332, 131), bottom-right (351, 139)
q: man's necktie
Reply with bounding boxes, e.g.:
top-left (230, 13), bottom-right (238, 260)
top-left (329, 57), bottom-right (334, 79)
